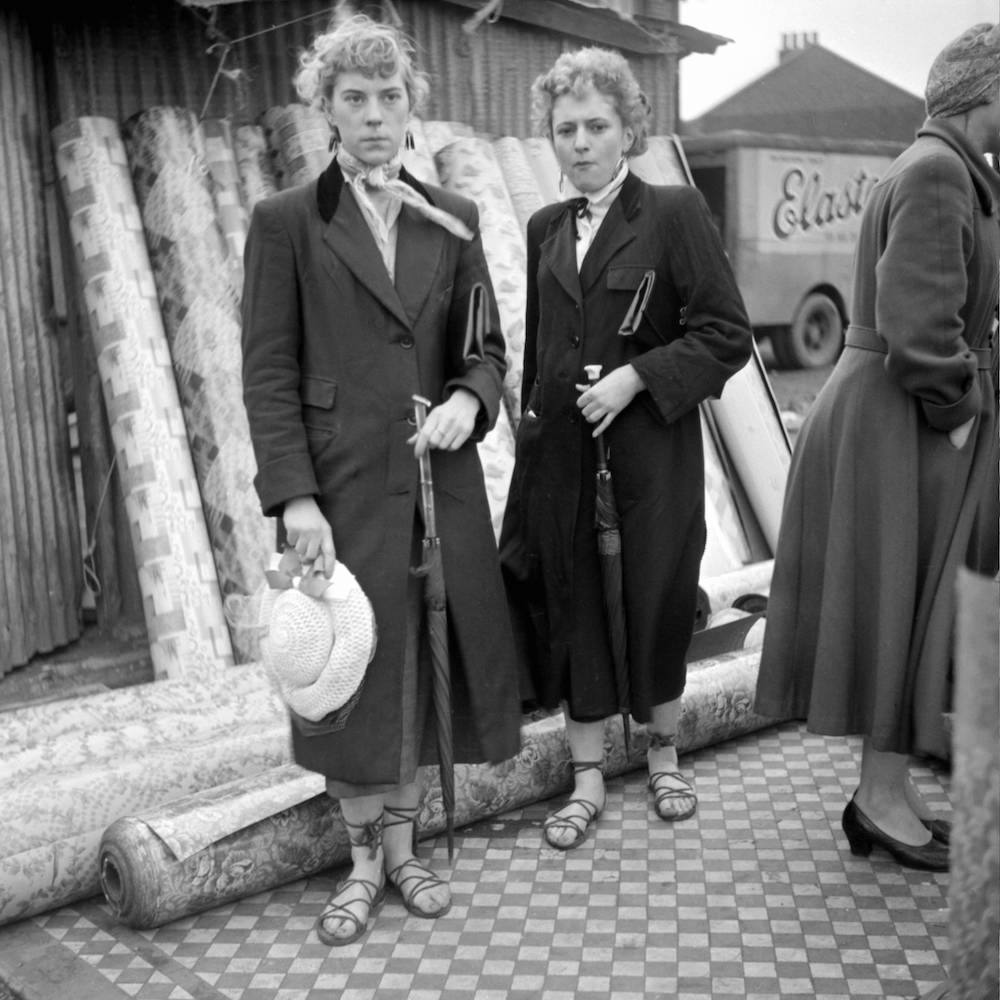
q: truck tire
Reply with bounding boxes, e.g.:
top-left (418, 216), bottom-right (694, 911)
top-left (776, 293), bottom-right (844, 369)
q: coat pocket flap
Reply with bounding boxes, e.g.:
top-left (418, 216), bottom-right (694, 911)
top-left (606, 265), bottom-right (654, 290)
top-left (300, 375), bottom-right (337, 409)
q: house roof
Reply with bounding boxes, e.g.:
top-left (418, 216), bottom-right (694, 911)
top-left (685, 41), bottom-right (926, 143)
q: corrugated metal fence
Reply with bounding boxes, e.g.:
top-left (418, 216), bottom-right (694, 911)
top-left (0, 8), bottom-right (82, 671)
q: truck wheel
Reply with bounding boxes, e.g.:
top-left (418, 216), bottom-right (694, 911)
top-left (778, 293), bottom-right (844, 369)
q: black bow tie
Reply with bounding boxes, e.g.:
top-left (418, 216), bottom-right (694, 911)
top-left (570, 197), bottom-right (591, 220)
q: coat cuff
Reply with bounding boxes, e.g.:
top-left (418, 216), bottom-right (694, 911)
top-left (921, 378), bottom-right (982, 432)
top-left (444, 364), bottom-right (501, 442)
top-left (254, 454), bottom-right (319, 519)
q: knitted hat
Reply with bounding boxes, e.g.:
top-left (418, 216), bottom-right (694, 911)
top-left (925, 22), bottom-right (1000, 119)
top-left (259, 554), bottom-right (376, 723)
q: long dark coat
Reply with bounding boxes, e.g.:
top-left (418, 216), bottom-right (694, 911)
top-left (241, 160), bottom-right (522, 784)
top-left (500, 171), bottom-right (752, 723)
top-left (755, 119), bottom-right (1000, 759)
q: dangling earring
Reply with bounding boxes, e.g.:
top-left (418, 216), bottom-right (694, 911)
top-left (328, 125), bottom-right (341, 154)
top-left (404, 128), bottom-right (415, 151)
top-left (558, 172), bottom-right (565, 194)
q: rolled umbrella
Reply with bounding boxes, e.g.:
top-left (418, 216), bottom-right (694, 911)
top-left (583, 364), bottom-right (632, 759)
top-left (412, 393), bottom-right (456, 860)
top-left (583, 269), bottom-right (657, 759)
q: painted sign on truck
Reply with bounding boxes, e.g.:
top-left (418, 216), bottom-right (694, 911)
top-left (681, 131), bottom-right (904, 369)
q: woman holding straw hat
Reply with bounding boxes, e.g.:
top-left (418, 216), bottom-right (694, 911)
top-left (241, 12), bottom-right (521, 945)
top-left (500, 47), bottom-right (752, 851)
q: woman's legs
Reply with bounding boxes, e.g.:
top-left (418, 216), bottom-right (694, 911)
top-left (383, 774), bottom-right (451, 916)
top-left (854, 740), bottom-right (934, 845)
top-left (318, 792), bottom-right (386, 943)
top-left (646, 696), bottom-right (697, 821)
top-left (544, 714), bottom-right (607, 849)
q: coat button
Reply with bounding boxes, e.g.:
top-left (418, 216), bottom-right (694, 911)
top-left (400, 336), bottom-right (415, 349)
top-left (570, 335), bottom-right (580, 348)
top-left (406, 414), bottom-right (417, 426)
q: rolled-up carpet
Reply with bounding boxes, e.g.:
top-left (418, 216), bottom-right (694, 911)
top-left (122, 107), bottom-right (275, 660)
top-left (491, 136), bottom-right (545, 235)
top-left (477, 401), bottom-right (516, 543)
top-left (267, 103), bottom-right (331, 189)
top-left (51, 116), bottom-right (233, 679)
top-left (704, 346), bottom-right (791, 555)
top-left (2, 674), bottom-right (282, 792)
top-left (520, 136), bottom-right (561, 206)
top-left (234, 123), bottom-right (279, 211)
top-left (629, 144), bottom-right (673, 186)
top-left (701, 410), bottom-right (754, 575)
top-left (645, 134), bottom-right (693, 185)
top-left (434, 136), bottom-right (527, 423)
top-left (97, 648), bottom-right (778, 929)
top-left (401, 116), bottom-right (439, 186)
top-left (419, 120), bottom-right (474, 156)
top-left (699, 560), bottom-right (773, 615)
top-left (0, 716), bottom-right (291, 928)
top-left (0, 662), bottom-right (273, 752)
top-left (198, 117), bottom-right (249, 285)
top-left (258, 107), bottom-right (290, 189)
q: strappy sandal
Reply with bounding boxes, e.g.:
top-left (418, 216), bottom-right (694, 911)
top-left (543, 760), bottom-right (604, 851)
top-left (316, 816), bottom-right (386, 946)
top-left (648, 770), bottom-right (697, 822)
top-left (384, 804), bottom-right (452, 919)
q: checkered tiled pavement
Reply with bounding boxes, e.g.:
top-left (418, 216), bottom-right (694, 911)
top-left (0, 721), bottom-right (953, 999)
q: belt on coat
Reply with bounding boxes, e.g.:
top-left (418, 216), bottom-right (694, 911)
top-left (846, 323), bottom-right (994, 371)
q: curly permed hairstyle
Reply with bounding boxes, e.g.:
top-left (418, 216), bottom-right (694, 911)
top-left (530, 47), bottom-right (650, 157)
top-left (293, 12), bottom-right (430, 115)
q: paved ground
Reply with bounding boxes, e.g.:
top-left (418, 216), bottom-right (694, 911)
top-left (0, 720), bottom-right (952, 1000)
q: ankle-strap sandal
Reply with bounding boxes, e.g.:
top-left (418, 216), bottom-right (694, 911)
top-left (316, 814), bottom-right (386, 946)
top-left (648, 770), bottom-right (697, 822)
top-left (543, 760), bottom-right (604, 851)
top-left (383, 803), bottom-right (419, 853)
top-left (386, 857), bottom-right (452, 919)
top-left (316, 876), bottom-right (387, 946)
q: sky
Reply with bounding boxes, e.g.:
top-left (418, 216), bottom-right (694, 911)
top-left (678, 0), bottom-right (999, 121)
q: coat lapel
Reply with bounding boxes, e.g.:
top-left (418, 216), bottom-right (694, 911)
top-left (540, 206), bottom-right (582, 306)
top-left (322, 190), bottom-right (412, 331)
top-left (394, 202), bottom-right (447, 326)
top-left (578, 195), bottom-right (637, 295)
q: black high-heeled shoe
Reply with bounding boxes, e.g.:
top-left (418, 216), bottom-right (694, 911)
top-left (841, 799), bottom-right (949, 872)
top-left (923, 817), bottom-right (951, 846)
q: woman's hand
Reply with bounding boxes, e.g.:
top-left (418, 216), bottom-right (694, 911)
top-left (575, 364), bottom-right (645, 437)
top-left (282, 496), bottom-right (336, 576)
top-left (948, 416), bottom-right (975, 450)
top-left (411, 389), bottom-right (481, 458)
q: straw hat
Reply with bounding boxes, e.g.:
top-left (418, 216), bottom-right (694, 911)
top-left (259, 553), bottom-right (376, 723)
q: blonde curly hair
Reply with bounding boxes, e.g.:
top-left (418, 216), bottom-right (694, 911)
top-left (293, 13), bottom-right (430, 116)
top-left (531, 47), bottom-right (650, 157)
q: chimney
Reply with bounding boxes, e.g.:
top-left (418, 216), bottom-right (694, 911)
top-left (779, 31), bottom-right (819, 63)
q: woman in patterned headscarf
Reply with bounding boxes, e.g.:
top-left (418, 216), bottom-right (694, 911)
top-left (755, 23), bottom-right (1000, 872)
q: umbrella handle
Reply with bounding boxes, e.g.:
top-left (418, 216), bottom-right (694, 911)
top-left (583, 365), bottom-right (610, 473)
top-left (412, 394), bottom-right (438, 537)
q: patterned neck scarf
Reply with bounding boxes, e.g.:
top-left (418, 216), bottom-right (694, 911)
top-left (337, 148), bottom-right (473, 241)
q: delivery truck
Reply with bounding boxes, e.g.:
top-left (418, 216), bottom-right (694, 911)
top-left (680, 131), bottom-right (906, 369)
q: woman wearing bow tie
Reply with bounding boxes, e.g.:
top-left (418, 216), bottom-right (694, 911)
top-left (241, 13), bottom-right (521, 946)
top-left (500, 47), bottom-right (752, 851)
